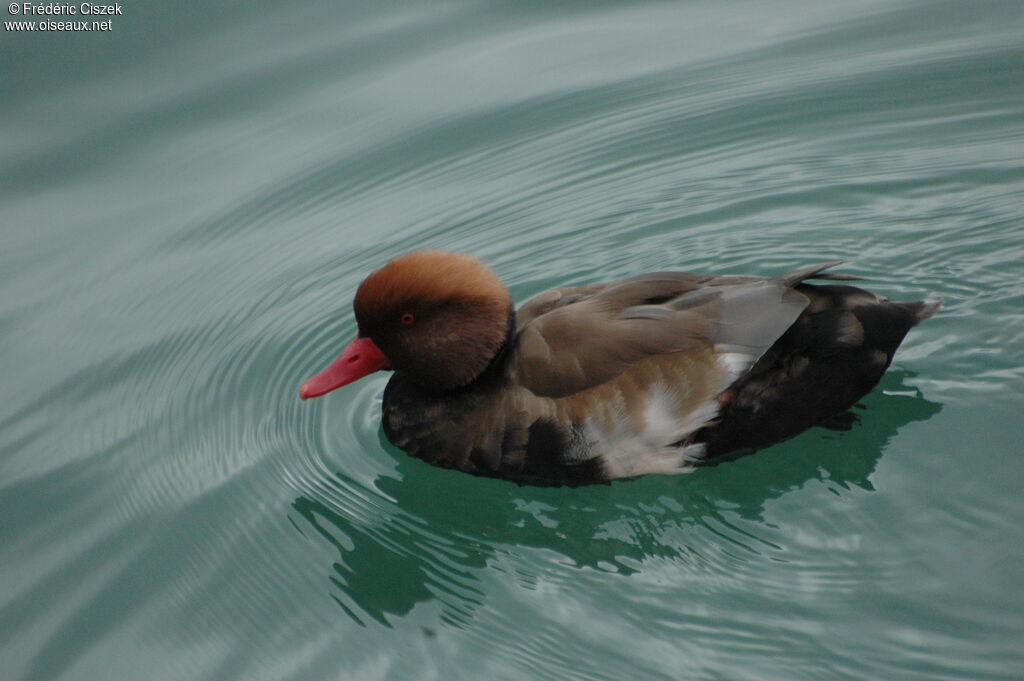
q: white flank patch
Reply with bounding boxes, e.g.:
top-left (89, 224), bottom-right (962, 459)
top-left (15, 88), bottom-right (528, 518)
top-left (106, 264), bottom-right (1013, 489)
top-left (588, 384), bottom-right (719, 479)
top-left (644, 384), bottom-right (685, 445)
top-left (714, 347), bottom-right (756, 388)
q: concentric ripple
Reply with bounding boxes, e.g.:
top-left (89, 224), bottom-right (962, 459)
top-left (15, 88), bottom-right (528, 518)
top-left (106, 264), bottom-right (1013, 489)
top-left (2, 0), bottom-right (1023, 679)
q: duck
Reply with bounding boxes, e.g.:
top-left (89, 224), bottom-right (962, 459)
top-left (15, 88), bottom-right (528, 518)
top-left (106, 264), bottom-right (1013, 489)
top-left (300, 251), bottom-right (941, 485)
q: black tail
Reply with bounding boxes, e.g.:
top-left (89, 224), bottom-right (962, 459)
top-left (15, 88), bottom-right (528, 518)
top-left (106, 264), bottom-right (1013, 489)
top-left (694, 284), bottom-right (941, 463)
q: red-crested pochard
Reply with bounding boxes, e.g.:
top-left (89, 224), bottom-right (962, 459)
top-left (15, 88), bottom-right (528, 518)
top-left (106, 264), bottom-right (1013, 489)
top-left (300, 251), bottom-right (940, 485)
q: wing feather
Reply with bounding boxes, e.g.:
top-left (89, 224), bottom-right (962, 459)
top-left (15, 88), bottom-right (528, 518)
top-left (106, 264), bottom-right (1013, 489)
top-left (510, 263), bottom-right (854, 398)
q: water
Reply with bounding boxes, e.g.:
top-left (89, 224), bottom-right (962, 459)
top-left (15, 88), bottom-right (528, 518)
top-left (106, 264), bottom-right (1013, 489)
top-left (3, 0), bottom-right (1023, 679)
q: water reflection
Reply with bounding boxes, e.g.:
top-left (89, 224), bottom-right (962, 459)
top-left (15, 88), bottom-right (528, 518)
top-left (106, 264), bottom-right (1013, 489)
top-left (291, 370), bottom-right (940, 625)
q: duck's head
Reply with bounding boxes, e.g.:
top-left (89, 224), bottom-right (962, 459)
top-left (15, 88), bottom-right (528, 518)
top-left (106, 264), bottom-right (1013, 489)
top-left (299, 251), bottom-right (512, 399)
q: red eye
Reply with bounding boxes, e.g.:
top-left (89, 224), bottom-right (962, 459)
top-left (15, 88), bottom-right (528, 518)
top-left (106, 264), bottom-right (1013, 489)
top-left (400, 312), bottom-right (415, 326)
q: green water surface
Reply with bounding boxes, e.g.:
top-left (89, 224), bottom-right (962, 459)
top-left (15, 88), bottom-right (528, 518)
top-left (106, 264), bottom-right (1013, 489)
top-left (2, 1), bottom-right (1023, 679)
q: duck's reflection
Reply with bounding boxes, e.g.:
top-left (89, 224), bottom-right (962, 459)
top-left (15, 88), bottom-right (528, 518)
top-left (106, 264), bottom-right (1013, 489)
top-left (290, 369), bottom-right (940, 626)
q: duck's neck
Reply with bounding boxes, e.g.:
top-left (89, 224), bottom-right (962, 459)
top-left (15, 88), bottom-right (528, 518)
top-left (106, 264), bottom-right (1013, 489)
top-left (472, 304), bottom-right (518, 387)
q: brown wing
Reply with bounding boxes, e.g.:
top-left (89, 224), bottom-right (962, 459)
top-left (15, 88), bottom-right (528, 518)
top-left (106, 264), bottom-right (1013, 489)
top-left (514, 271), bottom-right (724, 328)
top-left (510, 263), bottom-right (848, 398)
top-left (514, 283), bottom-right (613, 330)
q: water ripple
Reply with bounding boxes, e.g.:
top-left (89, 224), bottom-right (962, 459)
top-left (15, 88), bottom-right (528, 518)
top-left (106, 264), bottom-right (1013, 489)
top-left (3, 0), bottom-right (1023, 679)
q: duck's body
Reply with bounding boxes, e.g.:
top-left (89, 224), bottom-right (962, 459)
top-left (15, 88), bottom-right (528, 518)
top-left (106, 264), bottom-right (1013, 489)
top-left (301, 252), bottom-right (940, 485)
